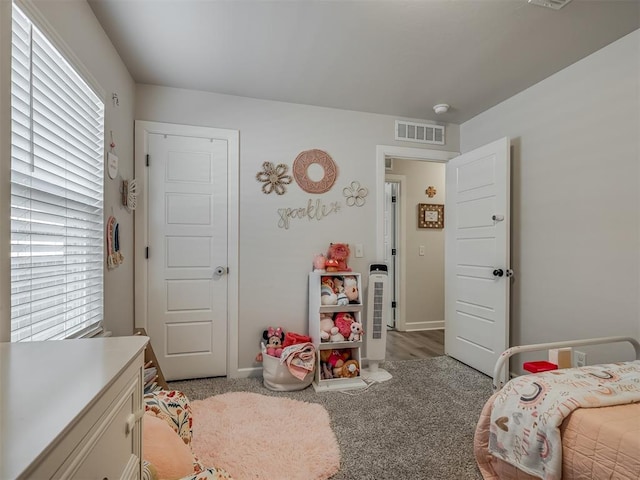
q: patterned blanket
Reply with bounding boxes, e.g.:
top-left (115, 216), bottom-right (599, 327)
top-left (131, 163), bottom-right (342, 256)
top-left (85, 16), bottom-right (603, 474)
top-left (280, 342), bottom-right (316, 380)
top-left (488, 361), bottom-right (640, 480)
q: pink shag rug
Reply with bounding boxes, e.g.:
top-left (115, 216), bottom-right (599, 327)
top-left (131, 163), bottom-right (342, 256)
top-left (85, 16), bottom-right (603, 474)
top-left (190, 392), bottom-right (340, 480)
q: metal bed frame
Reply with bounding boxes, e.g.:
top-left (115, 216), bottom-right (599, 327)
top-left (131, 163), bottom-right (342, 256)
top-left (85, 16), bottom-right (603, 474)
top-left (492, 335), bottom-right (640, 391)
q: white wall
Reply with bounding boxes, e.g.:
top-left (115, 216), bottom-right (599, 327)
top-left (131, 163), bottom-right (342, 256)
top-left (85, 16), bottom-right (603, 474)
top-left (135, 85), bottom-right (460, 372)
top-left (0, 0), bottom-right (136, 338)
top-left (461, 30), bottom-right (640, 365)
top-left (387, 159), bottom-right (445, 330)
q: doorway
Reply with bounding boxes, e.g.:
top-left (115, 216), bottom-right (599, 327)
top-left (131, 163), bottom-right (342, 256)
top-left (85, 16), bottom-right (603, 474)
top-left (384, 162), bottom-right (446, 332)
top-left (376, 146), bottom-right (457, 336)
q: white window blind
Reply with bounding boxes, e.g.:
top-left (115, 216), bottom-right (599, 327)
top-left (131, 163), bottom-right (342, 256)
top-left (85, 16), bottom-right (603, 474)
top-left (10, 3), bottom-right (105, 342)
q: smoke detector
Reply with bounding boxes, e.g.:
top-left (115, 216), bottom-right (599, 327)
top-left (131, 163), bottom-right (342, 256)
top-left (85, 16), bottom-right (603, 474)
top-left (528, 0), bottom-right (573, 10)
top-left (433, 104), bottom-right (449, 114)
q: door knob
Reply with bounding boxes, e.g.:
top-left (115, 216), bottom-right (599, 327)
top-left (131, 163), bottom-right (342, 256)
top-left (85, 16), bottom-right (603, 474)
top-left (214, 266), bottom-right (227, 277)
top-left (492, 269), bottom-right (504, 277)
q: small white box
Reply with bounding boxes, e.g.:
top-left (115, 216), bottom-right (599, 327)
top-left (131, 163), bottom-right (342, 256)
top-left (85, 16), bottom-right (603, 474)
top-left (549, 347), bottom-right (572, 369)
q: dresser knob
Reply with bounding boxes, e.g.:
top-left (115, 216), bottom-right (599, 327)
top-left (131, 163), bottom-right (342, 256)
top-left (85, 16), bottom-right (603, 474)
top-left (125, 413), bottom-right (136, 435)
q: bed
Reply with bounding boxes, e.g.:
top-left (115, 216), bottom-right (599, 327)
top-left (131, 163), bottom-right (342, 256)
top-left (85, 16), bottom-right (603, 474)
top-left (474, 336), bottom-right (640, 480)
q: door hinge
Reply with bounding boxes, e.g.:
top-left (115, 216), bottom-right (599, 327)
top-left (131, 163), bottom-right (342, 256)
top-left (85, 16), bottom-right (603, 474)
top-left (391, 301), bottom-right (397, 308)
top-left (391, 248), bottom-right (396, 256)
top-left (391, 196), bottom-right (397, 203)
top-left (146, 154), bottom-right (150, 167)
top-left (145, 247), bottom-right (149, 259)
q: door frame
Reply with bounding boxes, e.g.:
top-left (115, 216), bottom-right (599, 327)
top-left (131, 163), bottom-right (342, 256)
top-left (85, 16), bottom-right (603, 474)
top-left (134, 120), bottom-right (240, 377)
top-left (384, 175), bottom-right (404, 330)
top-left (376, 145), bottom-right (459, 331)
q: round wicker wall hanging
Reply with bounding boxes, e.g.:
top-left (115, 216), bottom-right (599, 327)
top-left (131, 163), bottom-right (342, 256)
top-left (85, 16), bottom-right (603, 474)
top-left (292, 149), bottom-right (338, 194)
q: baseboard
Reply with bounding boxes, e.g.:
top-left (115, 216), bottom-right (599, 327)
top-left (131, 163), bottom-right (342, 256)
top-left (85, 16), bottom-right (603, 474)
top-left (403, 321), bottom-right (444, 332)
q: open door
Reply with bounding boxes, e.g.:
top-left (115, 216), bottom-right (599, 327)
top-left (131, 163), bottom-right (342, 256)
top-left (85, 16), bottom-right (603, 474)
top-left (445, 137), bottom-right (510, 383)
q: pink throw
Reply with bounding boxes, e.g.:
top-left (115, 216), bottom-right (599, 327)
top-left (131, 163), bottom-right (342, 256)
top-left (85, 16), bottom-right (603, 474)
top-left (280, 342), bottom-right (316, 380)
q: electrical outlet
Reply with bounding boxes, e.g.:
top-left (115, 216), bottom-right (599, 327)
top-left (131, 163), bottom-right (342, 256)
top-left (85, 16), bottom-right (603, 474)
top-left (575, 350), bottom-right (587, 367)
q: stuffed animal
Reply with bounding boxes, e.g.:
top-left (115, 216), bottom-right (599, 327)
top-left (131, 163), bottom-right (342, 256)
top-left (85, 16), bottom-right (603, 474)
top-left (327, 349), bottom-right (351, 377)
top-left (332, 277), bottom-right (349, 305)
top-left (320, 277), bottom-right (338, 305)
top-left (349, 322), bottom-right (364, 342)
top-left (334, 312), bottom-right (354, 339)
top-left (313, 253), bottom-right (326, 272)
top-left (327, 243), bottom-right (351, 272)
top-left (319, 350), bottom-right (333, 379)
top-left (262, 326), bottom-right (285, 357)
top-left (329, 330), bottom-right (345, 343)
top-left (340, 359), bottom-right (360, 378)
top-left (319, 313), bottom-right (339, 342)
top-left (343, 276), bottom-right (359, 303)
top-left (325, 259), bottom-right (340, 272)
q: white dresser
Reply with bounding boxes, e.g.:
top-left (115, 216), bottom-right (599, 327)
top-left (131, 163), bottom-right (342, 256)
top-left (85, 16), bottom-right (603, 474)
top-left (0, 335), bottom-right (149, 479)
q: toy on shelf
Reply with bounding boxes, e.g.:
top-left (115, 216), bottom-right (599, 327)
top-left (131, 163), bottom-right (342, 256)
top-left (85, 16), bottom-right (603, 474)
top-left (321, 277), bottom-right (338, 305)
top-left (319, 348), bottom-right (360, 379)
top-left (313, 253), bottom-right (326, 272)
top-left (340, 359), bottom-right (360, 378)
top-left (333, 277), bottom-right (349, 305)
top-left (334, 312), bottom-right (355, 339)
top-left (329, 349), bottom-right (349, 378)
top-left (343, 275), bottom-right (359, 303)
top-left (319, 313), bottom-right (338, 342)
top-left (325, 258), bottom-right (340, 272)
top-left (327, 243), bottom-right (351, 272)
top-left (349, 322), bottom-right (364, 342)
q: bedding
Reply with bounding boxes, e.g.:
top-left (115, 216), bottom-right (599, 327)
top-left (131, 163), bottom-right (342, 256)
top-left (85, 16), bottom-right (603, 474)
top-left (475, 362), bottom-right (640, 480)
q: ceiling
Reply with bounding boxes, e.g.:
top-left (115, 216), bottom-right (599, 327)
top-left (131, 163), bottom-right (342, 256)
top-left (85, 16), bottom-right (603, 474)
top-left (88, 0), bottom-right (640, 124)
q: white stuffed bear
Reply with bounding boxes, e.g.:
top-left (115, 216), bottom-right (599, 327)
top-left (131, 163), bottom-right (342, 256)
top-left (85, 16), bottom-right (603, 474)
top-left (319, 314), bottom-right (339, 342)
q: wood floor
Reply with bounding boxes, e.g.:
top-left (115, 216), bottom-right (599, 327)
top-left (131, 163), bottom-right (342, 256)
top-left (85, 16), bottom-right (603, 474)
top-left (385, 329), bottom-right (444, 361)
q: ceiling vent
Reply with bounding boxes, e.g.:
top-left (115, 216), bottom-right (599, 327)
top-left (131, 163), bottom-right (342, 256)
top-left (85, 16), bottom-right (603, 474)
top-left (527, 0), bottom-right (573, 10)
top-left (395, 120), bottom-right (445, 145)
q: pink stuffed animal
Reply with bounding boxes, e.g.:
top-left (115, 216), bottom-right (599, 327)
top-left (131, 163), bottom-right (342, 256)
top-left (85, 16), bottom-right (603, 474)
top-left (334, 312), bottom-right (354, 339)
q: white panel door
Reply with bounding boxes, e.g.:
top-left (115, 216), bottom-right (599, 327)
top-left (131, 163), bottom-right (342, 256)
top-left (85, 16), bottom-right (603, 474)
top-left (445, 137), bottom-right (510, 382)
top-left (148, 133), bottom-right (228, 380)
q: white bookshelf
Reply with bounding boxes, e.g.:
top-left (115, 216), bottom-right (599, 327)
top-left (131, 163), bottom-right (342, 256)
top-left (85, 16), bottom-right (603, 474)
top-left (309, 271), bottom-right (367, 392)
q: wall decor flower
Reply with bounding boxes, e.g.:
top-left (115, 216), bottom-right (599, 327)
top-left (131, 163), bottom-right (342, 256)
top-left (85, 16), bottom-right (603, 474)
top-left (292, 149), bottom-right (338, 194)
top-left (343, 181), bottom-right (368, 207)
top-left (256, 161), bottom-right (293, 195)
top-left (426, 186), bottom-right (437, 198)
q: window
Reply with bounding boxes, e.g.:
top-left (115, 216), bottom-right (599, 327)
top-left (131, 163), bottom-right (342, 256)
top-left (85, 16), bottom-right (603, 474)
top-left (10, 3), bottom-right (105, 341)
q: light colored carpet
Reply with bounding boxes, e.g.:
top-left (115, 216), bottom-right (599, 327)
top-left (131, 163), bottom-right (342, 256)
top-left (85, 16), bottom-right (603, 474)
top-left (190, 392), bottom-right (340, 480)
top-left (170, 356), bottom-right (494, 480)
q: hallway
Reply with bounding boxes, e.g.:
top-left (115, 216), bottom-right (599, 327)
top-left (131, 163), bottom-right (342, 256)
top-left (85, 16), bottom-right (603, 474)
top-left (385, 329), bottom-right (444, 361)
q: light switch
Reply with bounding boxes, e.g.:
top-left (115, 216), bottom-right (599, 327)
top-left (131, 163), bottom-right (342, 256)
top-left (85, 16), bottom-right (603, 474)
top-left (354, 244), bottom-right (364, 258)
top-left (419, 245), bottom-right (425, 256)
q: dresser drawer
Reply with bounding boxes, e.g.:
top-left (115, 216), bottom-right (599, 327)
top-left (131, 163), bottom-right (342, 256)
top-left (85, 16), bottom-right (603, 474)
top-left (50, 353), bottom-right (144, 480)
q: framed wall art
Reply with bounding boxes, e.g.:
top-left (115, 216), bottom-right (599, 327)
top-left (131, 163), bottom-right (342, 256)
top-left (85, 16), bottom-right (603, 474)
top-left (418, 203), bottom-right (444, 229)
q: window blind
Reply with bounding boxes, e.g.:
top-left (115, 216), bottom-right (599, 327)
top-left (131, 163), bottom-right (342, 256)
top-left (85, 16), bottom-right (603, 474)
top-left (10, 3), bottom-right (105, 341)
